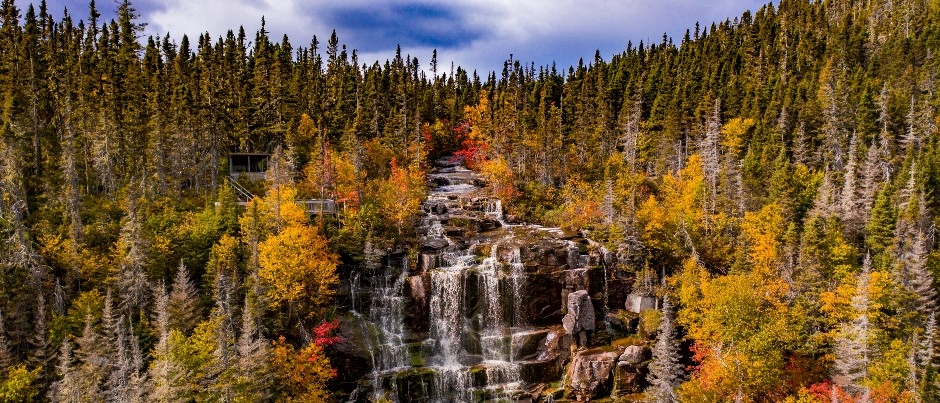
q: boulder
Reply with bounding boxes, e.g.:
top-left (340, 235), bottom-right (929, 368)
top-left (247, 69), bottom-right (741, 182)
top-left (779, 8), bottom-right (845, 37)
top-left (626, 294), bottom-right (658, 313)
top-left (420, 237), bottom-right (449, 253)
top-left (618, 345), bottom-right (647, 365)
top-left (566, 348), bottom-right (620, 401)
top-left (563, 290), bottom-right (596, 334)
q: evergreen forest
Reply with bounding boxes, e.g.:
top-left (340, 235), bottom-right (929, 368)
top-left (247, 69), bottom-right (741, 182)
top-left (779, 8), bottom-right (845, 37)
top-left (0, 0), bottom-right (940, 401)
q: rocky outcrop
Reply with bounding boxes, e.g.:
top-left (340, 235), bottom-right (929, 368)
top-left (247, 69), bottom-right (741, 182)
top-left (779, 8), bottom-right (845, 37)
top-left (626, 294), bottom-right (658, 313)
top-left (563, 289), bottom-right (596, 349)
top-left (566, 347), bottom-right (620, 401)
top-left (338, 159), bottom-right (658, 402)
top-left (614, 345), bottom-right (652, 396)
top-left (404, 273), bottom-right (431, 340)
top-left (328, 315), bottom-right (375, 395)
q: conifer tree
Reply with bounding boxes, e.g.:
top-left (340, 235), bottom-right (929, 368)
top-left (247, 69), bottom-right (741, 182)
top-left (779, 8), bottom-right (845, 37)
top-left (49, 339), bottom-right (80, 403)
top-left (233, 296), bottom-right (271, 401)
top-left (167, 261), bottom-right (201, 334)
top-left (74, 315), bottom-right (105, 402)
top-left (647, 296), bottom-right (683, 403)
top-left (832, 254), bottom-right (872, 402)
top-left (116, 192), bottom-right (149, 312)
top-left (148, 283), bottom-right (186, 403)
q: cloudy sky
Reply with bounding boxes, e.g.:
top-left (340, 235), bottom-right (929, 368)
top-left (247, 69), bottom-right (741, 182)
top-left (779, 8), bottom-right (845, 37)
top-left (24, 0), bottom-right (770, 74)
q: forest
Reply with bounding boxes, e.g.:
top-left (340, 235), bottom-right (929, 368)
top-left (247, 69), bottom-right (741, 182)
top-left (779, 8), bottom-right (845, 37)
top-left (0, 0), bottom-right (939, 401)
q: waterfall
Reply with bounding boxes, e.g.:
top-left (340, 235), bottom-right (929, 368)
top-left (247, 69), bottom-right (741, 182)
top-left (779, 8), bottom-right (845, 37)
top-left (349, 272), bottom-right (360, 313)
top-left (348, 161), bottom-right (551, 402)
top-left (369, 261), bottom-right (409, 371)
top-left (508, 247), bottom-right (525, 327)
top-left (348, 254), bottom-right (411, 402)
top-left (429, 265), bottom-right (466, 367)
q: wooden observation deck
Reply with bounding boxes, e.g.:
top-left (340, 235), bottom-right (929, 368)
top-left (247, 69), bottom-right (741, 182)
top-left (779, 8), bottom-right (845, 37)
top-left (227, 153), bottom-right (336, 215)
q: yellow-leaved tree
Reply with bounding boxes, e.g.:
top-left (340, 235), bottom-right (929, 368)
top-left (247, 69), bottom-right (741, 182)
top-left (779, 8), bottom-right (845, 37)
top-left (258, 222), bottom-right (338, 318)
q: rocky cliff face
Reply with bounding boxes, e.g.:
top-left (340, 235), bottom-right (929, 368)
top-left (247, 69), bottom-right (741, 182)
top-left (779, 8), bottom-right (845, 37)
top-left (331, 159), bottom-right (653, 402)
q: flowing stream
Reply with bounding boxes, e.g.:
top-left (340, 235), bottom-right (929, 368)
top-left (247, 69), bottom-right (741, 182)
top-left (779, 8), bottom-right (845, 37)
top-left (350, 160), bottom-right (536, 402)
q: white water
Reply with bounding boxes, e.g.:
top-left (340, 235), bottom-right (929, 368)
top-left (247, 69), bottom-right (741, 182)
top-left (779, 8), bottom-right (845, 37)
top-left (352, 164), bottom-right (534, 402)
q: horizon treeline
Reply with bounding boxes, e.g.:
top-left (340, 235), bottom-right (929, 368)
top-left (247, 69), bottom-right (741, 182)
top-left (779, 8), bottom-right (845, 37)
top-left (0, 0), bottom-right (939, 401)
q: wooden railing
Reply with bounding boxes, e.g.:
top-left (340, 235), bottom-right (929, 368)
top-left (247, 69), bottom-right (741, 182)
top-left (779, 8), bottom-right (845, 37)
top-left (228, 178), bottom-right (336, 215)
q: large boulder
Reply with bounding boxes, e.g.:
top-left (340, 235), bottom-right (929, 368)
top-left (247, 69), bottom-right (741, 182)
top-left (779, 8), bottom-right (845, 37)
top-left (563, 290), bottom-right (596, 335)
top-left (566, 348), bottom-right (620, 401)
top-left (618, 345), bottom-right (650, 366)
top-left (626, 294), bottom-right (658, 313)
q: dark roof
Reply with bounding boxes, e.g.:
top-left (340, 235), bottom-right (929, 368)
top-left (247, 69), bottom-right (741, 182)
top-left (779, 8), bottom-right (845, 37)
top-left (229, 152), bottom-right (271, 157)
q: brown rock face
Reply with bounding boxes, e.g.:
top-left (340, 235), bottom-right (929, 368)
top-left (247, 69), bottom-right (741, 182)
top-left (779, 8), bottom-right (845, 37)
top-left (566, 348), bottom-right (620, 401)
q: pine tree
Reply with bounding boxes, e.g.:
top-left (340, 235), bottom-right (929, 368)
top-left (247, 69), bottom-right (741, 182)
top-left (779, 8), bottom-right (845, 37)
top-left (916, 312), bottom-right (938, 402)
top-left (148, 283), bottom-right (187, 403)
top-left (619, 91), bottom-right (642, 171)
top-left (74, 315), bottom-right (105, 402)
top-left (859, 137), bottom-right (885, 223)
top-left (700, 99), bottom-right (722, 212)
top-left (647, 296), bottom-right (683, 403)
top-left (116, 192), bottom-right (150, 313)
top-left (233, 296), bottom-right (271, 401)
top-left (840, 132), bottom-right (861, 233)
top-left (167, 261), bottom-right (201, 334)
top-left (832, 254), bottom-right (872, 402)
top-left (49, 339), bottom-right (80, 403)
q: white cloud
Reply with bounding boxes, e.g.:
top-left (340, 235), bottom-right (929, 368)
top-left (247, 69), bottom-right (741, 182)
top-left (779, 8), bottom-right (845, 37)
top-left (137, 0), bottom-right (770, 73)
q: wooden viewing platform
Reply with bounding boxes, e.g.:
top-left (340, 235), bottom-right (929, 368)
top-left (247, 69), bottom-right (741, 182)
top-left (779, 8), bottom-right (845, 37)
top-left (232, 199), bottom-right (336, 214)
top-left (226, 152), bottom-right (337, 215)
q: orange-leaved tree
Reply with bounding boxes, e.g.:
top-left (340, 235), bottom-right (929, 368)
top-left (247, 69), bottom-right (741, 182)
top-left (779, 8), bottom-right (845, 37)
top-left (270, 322), bottom-right (338, 403)
top-left (376, 158), bottom-right (426, 235)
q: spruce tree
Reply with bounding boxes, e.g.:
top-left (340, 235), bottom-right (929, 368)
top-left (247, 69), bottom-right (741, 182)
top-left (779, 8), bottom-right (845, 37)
top-left (49, 339), bottom-right (80, 403)
top-left (647, 296), bottom-right (683, 403)
top-left (167, 261), bottom-right (201, 334)
top-left (148, 283), bottom-right (187, 403)
top-left (832, 254), bottom-right (872, 402)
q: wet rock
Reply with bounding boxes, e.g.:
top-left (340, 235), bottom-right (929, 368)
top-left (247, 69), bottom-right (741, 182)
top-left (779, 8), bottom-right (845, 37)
top-left (613, 365), bottom-right (646, 396)
top-left (404, 274), bottom-right (431, 339)
top-left (618, 345), bottom-right (648, 365)
top-left (520, 266), bottom-right (565, 326)
top-left (536, 327), bottom-right (571, 362)
top-left (520, 359), bottom-right (564, 384)
top-left (419, 253), bottom-right (440, 272)
top-left (563, 290), bottom-right (596, 334)
top-left (564, 268), bottom-right (590, 292)
top-left (479, 216), bottom-right (502, 232)
top-left (566, 348), bottom-right (619, 401)
top-left (443, 226), bottom-right (464, 237)
top-left (511, 329), bottom-right (551, 360)
top-left (431, 203), bottom-right (448, 215)
top-left (328, 315), bottom-right (375, 395)
top-left (626, 294), bottom-right (658, 313)
top-left (420, 237), bottom-right (449, 252)
top-left (394, 368), bottom-right (437, 402)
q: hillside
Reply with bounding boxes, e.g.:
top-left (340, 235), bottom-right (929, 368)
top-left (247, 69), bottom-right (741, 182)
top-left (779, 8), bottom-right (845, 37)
top-left (0, 0), bottom-right (939, 401)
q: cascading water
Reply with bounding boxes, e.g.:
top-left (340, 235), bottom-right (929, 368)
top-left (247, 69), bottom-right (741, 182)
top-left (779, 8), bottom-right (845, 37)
top-left (348, 158), bottom-right (575, 402)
